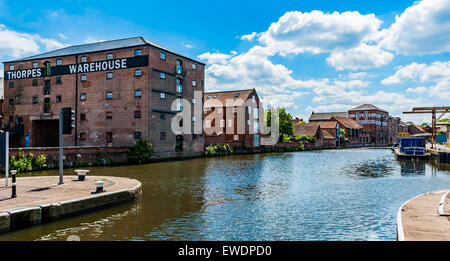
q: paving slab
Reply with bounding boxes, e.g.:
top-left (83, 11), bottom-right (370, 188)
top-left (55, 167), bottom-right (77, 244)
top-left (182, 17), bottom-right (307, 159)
top-left (398, 189), bottom-right (450, 241)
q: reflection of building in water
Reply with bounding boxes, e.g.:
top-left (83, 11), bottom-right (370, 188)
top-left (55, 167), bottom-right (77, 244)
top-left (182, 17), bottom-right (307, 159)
top-left (399, 160), bottom-right (426, 176)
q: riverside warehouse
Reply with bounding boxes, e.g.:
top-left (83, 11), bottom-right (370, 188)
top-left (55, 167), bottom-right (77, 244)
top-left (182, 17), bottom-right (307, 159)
top-left (2, 36), bottom-right (205, 158)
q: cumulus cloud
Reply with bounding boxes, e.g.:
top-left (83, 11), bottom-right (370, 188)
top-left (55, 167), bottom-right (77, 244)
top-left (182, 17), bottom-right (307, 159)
top-left (381, 61), bottom-right (450, 84)
top-left (327, 44), bottom-right (393, 71)
top-left (406, 86), bottom-right (428, 94)
top-left (381, 0), bottom-right (450, 55)
top-left (258, 10), bottom-right (382, 55)
top-left (198, 51), bottom-right (235, 65)
top-left (0, 25), bottom-right (66, 58)
top-left (241, 32), bottom-right (259, 41)
top-left (84, 36), bottom-right (105, 44)
top-left (0, 27), bottom-right (40, 58)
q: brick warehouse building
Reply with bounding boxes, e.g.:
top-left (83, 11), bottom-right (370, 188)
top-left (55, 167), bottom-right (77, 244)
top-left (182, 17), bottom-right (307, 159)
top-left (2, 37), bottom-right (205, 158)
top-left (203, 89), bottom-right (261, 149)
top-left (348, 104), bottom-right (393, 145)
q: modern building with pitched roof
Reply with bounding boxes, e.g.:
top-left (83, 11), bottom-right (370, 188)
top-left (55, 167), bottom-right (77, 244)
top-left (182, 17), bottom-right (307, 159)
top-left (2, 37), bottom-right (205, 158)
top-left (203, 88), bottom-right (261, 149)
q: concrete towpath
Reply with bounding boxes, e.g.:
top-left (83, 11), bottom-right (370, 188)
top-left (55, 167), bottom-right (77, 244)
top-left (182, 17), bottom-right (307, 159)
top-left (397, 189), bottom-right (450, 241)
top-left (0, 175), bottom-right (141, 233)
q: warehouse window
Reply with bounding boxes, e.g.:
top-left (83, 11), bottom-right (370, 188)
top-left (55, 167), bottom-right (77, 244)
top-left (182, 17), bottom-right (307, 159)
top-left (56, 59), bottom-right (62, 66)
top-left (44, 85), bottom-right (51, 95)
top-left (106, 92), bottom-right (113, 99)
top-left (134, 132), bottom-right (142, 140)
top-left (160, 113), bottom-right (166, 120)
top-left (160, 132), bottom-right (166, 140)
top-left (56, 77), bottom-right (62, 84)
top-left (134, 111), bottom-right (141, 119)
top-left (9, 81), bottom-right (14, 88)
top-left (80, 132), bottom-right (86, 140)
top-left (192, 63), bottom-right (196, 70)
top-left (106, 111), bottom-right (113, 120)
top-left (160, 52), bottom-right (166, 60)
top-left (160, 72), bottom-right (166, 79)
top-left (33, 62), bottom-right (38, 68)
top-left (134, 69), bottom-right (142, 77)
top-left (192, 98), bottom-right (196, 104)
top-left (9, 65), bottom-right (14, 70)
top-left (43, 98), bottom-right (51, 113)
top-left (56, 95), bottom-right (62, 103)
top-left (106, 132), bottom-right (113, 143)
top-left (80, 93), bottom-right (86, 101)
top-left (106, 72), bottom-right (113, 79)
top-left (107, 53), bottom-right (113, 60)
top-left (134, 90), bottom-right (142, 97)
top-left (160, 92), bottom-right (166, 99)
top-left (192, 80), bottom-right (196, 87)
top-left (176, 78), bottom-right (182, 93)
top-left (80, 113), bottom-right (86, 121)
top-left (44, 61), bottom-right (51, 76)
top-left (135, 49), bottom-right (142, 56)
top-left (192, 116), bottom-right (196, 122)
top-left (32, 96), bottom-right (38, 104)
top-left (81, 56), bottom-right (87, 63)
top-left (8, 99), bottom-right (14, 105)
top-left (81, 75), bottom-right (87, 81)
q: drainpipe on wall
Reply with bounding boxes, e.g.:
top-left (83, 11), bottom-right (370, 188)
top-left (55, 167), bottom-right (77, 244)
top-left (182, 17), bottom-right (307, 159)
top-left (74, 55), bottom-right (78, 146)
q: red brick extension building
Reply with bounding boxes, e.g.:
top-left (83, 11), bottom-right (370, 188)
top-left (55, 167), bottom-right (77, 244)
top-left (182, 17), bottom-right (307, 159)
top-left (203, 89), bottom-right (261, 149)
top-left (2, 37), bottom-right (205, 158)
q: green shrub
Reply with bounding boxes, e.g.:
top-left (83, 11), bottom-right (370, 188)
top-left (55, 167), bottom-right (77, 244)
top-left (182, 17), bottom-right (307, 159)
top-left (204, 144), bottom-right (217, 156)
top-left (127, 139), bottom-right (154, 164)
top-left (294, 135), bottom-right (314, 144)
top-left (10, 151), bottom-right (48, 173)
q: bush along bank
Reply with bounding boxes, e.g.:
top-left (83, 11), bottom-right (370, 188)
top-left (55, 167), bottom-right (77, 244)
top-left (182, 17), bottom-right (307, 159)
top-left (203, 144), bottom-right (235, 157)
top-left (9, 151), bottom-right (48, 173)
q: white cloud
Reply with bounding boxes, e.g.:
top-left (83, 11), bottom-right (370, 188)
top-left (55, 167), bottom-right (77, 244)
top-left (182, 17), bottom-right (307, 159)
top-left (84, 37), bottom-right (105, 44)
top-left (58, 33), bottom-right (67, 40)
top-left (406, 86), bottom-right (428, 94)
top-left (327, 44), bottom-right (393, 71)
top-left (241, 32), bottom-right (259, 41)
top-left (0, 25), bottom-right (66, 58)
top-left (381, 0), bottom-right (450, 55)
top-left (381, 61), bottom-right (450, 84)
top-left (258, 10), bottom-right (382, 56)
top-left (0, 27), bottom-right (40, 58)
top-left (184, 43), bottom-right (193, 48)
top-left (198, 51), bottom-right (235, 65)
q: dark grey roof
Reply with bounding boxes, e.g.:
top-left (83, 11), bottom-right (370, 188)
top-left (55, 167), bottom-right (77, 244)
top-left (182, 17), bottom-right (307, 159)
top-left (350, 104), bottom-right (387, 112)
top-left (309, 112), bottom-right (348, 121)
top-left (4, 36), bottom-right (204, 64)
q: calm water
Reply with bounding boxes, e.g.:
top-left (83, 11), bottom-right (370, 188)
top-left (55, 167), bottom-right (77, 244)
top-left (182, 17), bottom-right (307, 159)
top-left (1, 148), bottom-right (450, 241)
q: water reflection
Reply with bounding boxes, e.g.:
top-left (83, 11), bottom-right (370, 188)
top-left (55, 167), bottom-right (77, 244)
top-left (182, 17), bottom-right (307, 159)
top-left (1, 149), bottom-right (450, 241)
top-left (398, 159), bottom-right (426, 176)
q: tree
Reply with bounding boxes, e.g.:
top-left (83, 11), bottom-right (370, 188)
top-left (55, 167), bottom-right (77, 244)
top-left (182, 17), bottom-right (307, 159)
top-left (439, 117), bottom-right (450, 123)
top-left (406, 121), bottom-right (414, 125)
top-left (265, 107), bottom-right (294, 137)
top-left (420, 122), bottom-right (428, 128)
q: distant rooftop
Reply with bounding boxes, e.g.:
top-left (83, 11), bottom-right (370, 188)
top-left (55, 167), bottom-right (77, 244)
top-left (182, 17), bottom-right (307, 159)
top-left (349, 104), bottom-right (387, 113)
top-left (309, 112), bottom-right (348, 122)
top-left (204, 89), bottom-right (256, 107)
top-left (4, 36), bottom-right (205, 64)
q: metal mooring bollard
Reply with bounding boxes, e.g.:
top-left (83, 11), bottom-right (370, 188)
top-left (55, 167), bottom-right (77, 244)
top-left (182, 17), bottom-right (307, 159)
top-left (93, 181), bottom-right (104, 194)
top-left (10, 170), bottom-right (17, 198)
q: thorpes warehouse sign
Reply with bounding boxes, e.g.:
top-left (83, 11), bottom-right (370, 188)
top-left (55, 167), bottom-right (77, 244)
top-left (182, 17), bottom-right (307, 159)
top-left (4, 55), bottom-right (148, 80)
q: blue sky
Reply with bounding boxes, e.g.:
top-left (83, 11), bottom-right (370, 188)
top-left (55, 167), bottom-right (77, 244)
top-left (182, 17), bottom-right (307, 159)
top-left (0, 0), bottom-right (449, 123)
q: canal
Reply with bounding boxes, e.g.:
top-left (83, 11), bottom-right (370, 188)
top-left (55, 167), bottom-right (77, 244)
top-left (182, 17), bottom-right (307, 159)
top-left (1, 148), bottom-right (450, 241)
